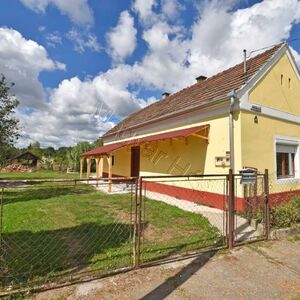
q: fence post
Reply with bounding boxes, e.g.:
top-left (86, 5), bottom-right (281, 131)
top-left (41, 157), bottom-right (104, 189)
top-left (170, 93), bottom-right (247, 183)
top-left (133, 178), bottom-right (142, 268)
top-left (227, 169), bottom-right (235, 249)
top-left (0, 188), bottom-right (3, 249)
top-left (133, 179), bottom-right (138, 268)
top-left (0, 188), bottom-right (3, 273)
top-left (137, 177), bottom-right (143, 267)
top-left (264, 169), bottom-right (270, 240)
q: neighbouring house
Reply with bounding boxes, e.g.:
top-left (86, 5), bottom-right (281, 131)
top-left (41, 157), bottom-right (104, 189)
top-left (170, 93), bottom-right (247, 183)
top-left (81, 43), bottom-right (300, 209)
top-left (2, 151), bottom-right (42, 172)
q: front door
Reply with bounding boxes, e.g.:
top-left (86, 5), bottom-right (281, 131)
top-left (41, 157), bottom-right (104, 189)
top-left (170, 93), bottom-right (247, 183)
top-left (131, 146), bottom-right (140, 177)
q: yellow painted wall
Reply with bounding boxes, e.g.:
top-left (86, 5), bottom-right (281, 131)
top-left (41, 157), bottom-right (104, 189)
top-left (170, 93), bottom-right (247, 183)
top-left (102, 114), bottom-right (243, 195)
top-left (241, 111), bottom-right (300, 192)
top-left (102, 146), bottom-right (131, 177)
top-left (249, 52), bottom-right (300, 116)
top-left (138, 114), bottom-right (241, 177)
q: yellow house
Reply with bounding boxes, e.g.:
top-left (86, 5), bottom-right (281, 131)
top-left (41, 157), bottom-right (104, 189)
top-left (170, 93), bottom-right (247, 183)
top-left (81, 43), bottom-right (300, 208)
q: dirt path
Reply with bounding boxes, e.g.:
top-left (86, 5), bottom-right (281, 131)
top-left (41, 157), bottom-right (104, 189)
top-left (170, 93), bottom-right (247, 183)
top-left (30, 238), bottom-right (300, 300)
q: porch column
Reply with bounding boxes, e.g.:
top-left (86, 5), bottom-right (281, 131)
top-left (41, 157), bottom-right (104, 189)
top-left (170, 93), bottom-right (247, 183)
top-left (86, 158), bottom-right (91, 180)
top-left (107, 154), bottom-right (112, 192)
top-left (79, 157), bottom-right (84, 179)
top-left (95, 157), bottom-right (100, 187)
top-left (98, 157), bottom-right (103, 178)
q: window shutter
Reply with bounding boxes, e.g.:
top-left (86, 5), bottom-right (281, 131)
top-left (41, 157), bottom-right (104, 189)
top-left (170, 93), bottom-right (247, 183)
top-left (276, 143), bottom-right (298, 154)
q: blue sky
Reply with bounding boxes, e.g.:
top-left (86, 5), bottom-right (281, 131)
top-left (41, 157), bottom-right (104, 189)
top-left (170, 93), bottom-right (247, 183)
top-left (1, 0), bottom-right (300, 148)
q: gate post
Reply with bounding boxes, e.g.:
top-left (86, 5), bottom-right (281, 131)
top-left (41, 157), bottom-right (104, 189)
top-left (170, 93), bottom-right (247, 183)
top-left (133, 177), bottom-right (142, 268)
top-left (0, 188), bottom-right (3, 250)
top-left (0, 188), bottom-right (4, 273)
top-left (264, 169), bottom-right (270, 240)
top-left (227, 169), bottom-right (235, 249)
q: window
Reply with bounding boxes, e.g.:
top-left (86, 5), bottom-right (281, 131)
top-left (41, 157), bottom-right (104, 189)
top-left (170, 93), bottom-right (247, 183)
top-left (280, 74), bottom-right (284, 85)
top-left (288, 78), bottom-right (291, 88)
top-left (276, 142), bottom-right (298, 179)
top-left (112, 155), bottom-right (115, 166)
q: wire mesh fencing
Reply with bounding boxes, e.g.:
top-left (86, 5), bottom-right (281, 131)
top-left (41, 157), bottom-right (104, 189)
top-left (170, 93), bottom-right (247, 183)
top-left (139, 175), bottom-right (228, 264)
top-left (0, 178), bottom-right (137, 293)
top-left (0, 170), bottom-right (282, 295)
top-left (233, 173), bottom-right (269, 244)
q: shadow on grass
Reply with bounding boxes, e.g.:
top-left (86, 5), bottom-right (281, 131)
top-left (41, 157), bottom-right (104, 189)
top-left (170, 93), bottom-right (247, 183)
top-left (1, 222), bottom-right (133, 287)
top-left (2, 185), bottom-right (92, 205)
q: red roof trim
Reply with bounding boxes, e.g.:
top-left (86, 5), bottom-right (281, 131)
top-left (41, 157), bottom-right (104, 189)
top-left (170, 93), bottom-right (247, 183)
top-left (81, 125), bottom-right (208, 157)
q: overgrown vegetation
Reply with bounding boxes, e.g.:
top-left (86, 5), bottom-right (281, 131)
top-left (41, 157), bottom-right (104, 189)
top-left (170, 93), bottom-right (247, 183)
top-left (270, 197), bottom-right (300, 228)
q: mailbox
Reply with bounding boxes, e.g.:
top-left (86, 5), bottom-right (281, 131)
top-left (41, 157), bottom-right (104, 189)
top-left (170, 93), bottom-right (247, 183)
top-left (239, 168), bottom-right (257, 185)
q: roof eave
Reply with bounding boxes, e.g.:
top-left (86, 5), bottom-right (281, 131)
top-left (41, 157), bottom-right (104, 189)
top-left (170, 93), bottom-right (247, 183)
top-left (103, 94), bottom-right (231, 140)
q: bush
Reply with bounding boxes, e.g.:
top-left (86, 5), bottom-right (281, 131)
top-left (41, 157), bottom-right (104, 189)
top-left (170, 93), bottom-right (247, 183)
top-left (270, 197), bottom-right (300, 228)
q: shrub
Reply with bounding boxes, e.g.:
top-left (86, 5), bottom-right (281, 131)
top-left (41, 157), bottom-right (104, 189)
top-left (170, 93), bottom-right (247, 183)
top-left (270, 197), bottom-right (300, 228)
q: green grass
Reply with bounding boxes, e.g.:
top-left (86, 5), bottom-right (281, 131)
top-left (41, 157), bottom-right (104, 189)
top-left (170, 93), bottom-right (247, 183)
top-left (0, 181), bottom-right (220, 289)
top-left (0, 170), bottom-right (79, 179)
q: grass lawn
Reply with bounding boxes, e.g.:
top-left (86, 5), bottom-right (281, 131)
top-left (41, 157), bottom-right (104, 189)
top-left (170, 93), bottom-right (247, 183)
top-left (0, 181), bottom-right (221, 289)
top-left (0, 169), bottom-right (79, 179)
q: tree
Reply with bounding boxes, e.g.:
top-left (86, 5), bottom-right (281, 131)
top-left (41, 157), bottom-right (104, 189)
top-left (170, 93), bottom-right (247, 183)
top-left (67, 142), bottom-right (92, 171)
top-left (0, 75), bottom-right (19, 147)
top-left (93, 137), bottom-right (103, 148)
top-left (0, 75), bottom-right (20, 166)
top-left (27, 141), bottom-right (43, 158)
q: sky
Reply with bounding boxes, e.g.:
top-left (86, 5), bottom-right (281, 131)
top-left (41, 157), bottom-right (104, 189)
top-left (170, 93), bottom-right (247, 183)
top-left (1, 0), bottom-right (300, 148)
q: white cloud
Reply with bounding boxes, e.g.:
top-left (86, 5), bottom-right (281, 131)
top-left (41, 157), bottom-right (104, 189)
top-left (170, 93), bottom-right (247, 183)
top-left (38, 26), bottom-right (46, 32)
top-left (161, 0), bottom-right (184, 20)
top-left (132, 0), bottom-right (158, 25)
top-left (14, 0), bottom-right (300, 148)
top-left (0, 27), bottom-right (65, 108)
top-left (106, 10), bottom-right (137, 63)
top-left (66, 29), bottom-right (101, 53)
top-left (187, 0), bottom-right (300, 77)
top-left (17, 73), bottom-right (148, 147)
top-left (20, 0), bottom-right (94, 25)
top-left (46, 31), bottom-right (62, 48)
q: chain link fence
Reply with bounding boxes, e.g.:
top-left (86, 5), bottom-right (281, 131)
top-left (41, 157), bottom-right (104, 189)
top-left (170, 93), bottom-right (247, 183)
top-left (0, 178), bottom-right (137, 294)
top-left (0, 171), bottom-right (278, 295)
top-left (139, 176), bottom-right (228, 265)
top-left (233, 173), bottom-right (268, 244)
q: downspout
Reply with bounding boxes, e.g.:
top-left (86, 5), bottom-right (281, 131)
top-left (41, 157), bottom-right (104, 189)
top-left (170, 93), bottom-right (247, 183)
top-left (229, 93), bottom-right (236, 172)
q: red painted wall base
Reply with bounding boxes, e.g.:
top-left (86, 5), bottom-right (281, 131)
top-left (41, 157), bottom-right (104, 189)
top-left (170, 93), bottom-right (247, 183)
top-left (142, 181), bottom-right (245, 212)
top-left (101, 173), bottom-right (299, 211)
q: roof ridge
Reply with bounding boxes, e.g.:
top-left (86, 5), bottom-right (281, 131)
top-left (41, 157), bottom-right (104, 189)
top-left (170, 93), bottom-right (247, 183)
top-left (163, 43), bottom-right (284, 101)
top-left (104, 43), bottom-right (284, 138)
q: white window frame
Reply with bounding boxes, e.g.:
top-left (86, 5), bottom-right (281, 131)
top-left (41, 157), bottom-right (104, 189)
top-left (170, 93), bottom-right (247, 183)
top-left (274, 136), bottom-right (300, 183)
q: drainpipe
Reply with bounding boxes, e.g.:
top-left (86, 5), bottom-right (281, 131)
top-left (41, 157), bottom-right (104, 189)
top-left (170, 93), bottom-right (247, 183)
top-left (229, 93), bottom-right (236, 172)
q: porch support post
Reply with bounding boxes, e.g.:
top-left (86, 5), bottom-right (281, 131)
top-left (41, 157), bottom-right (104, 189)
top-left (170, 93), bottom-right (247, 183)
top-left (108, 154), bottom-right (112, 192)
top-left (98, 157), bottom-right (103, 178)
top-left (95, 157), bottom-right (100, 187)
top-left (86, 158), bottom-right (91, 180)
top-left (80, 157), bottom-right (84, 179)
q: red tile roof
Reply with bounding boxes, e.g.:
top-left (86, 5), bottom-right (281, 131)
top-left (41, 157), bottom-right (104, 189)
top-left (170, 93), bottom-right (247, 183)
top-left (81, 125), bottom-right (208, 157)
top-left (104, 43), bottom-right (283, 138)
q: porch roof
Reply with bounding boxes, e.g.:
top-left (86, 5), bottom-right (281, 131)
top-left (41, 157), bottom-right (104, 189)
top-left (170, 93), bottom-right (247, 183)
top-left (81, 124), bottom-right (209, 158)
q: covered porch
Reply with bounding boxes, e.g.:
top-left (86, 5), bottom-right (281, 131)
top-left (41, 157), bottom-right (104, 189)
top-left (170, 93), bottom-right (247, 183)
top-left (80, 124), bottom-right (210, 192)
